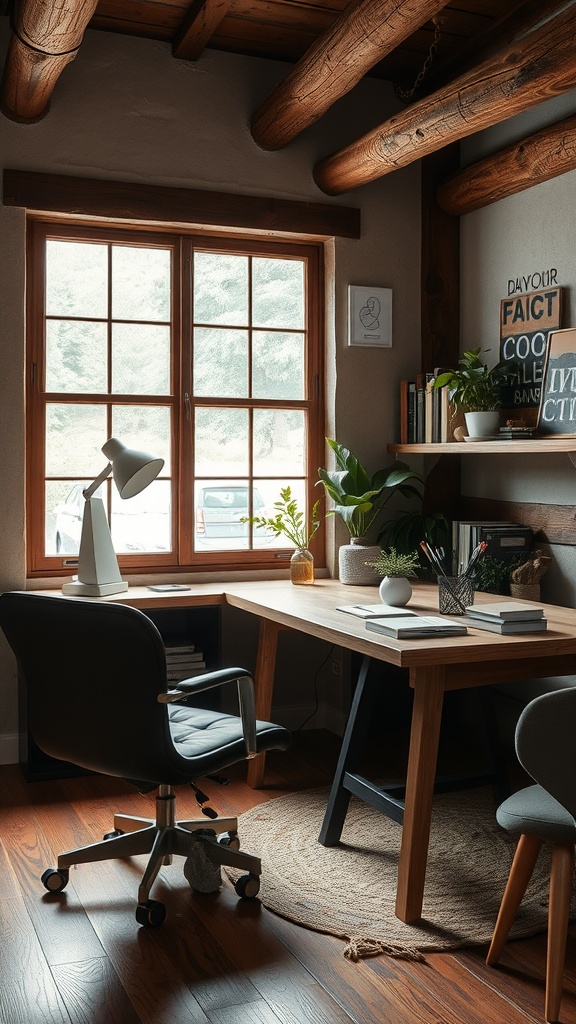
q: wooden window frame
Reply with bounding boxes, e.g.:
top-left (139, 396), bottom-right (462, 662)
top-left (26, 218), bottom-right (325, 579)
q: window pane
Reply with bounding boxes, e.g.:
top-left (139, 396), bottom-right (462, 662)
top-left (194, 252), bottom-right (248, 326)
top-left (195, 408), bottom-right (249, 476)
top-left (194, 327), bottom-right (248, 397)
top-left (46, 479), bottom-right (95, 556)
top-left (252, 258), bottom-right (304, 329)
top-left (253, 331), bottom-right (304, 399)
top-left (46, 320), bottom-right (107, 393)
top-left (112, 246), bottom-right (171, 322)
top-left (253, 409), bottom-right (306, 475)
top-left (46, 404), bottom-right (107, 477)
top-left (46, 240), bottom-right (108, 318)
top-left (112, 324), bottom-right (170, 395)
top-left (111, 406), bottom-right (171, 468)
top-left (111, 479), bottom-right (171, 553)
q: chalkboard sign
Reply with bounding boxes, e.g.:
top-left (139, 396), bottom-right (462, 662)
top-left (499, 287), bottom-right (562, 426)
top-left (537, 327), bottom-right (576, 437)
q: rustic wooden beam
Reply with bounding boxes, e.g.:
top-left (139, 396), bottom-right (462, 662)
top-left (172, 0), bottom-right (233, 61)
top-left (437, 113), bottom-right (576, 216)
top-left (250, 0), bottom-right (452, 152)
top-left (2, 169), bottom-right (362, 239)
top-left (459, 495), bottom-right (576, 547)
top-left (313, 2), bottom-right (576, 195)
top-left (0, 0), bottom-right (98, 122)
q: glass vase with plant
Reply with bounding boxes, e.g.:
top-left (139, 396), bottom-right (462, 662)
top-left (241, 485), bottom-right (322, 585)
top-left (366, 547), bottom-right (420, 607)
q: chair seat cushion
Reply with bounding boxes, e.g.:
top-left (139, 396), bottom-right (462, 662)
top-left (168, 705), bottom-right (289, 773)
top-left (497, 783), bottom-right (576, 843)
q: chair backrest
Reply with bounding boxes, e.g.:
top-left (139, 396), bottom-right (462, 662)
top-left (515, 686), bottom-right (576, 820)
top-left (0, 592), bottom-right (197, 786)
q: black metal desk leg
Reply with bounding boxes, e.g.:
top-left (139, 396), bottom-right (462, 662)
top-left (318, 655), bottom-right (379, 846)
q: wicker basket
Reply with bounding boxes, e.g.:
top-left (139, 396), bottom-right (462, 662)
top-left (510, 583), bottom-right (541, 601)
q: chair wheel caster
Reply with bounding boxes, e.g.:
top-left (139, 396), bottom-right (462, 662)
top-left (135, 899), bottom-right (166, 928)
top-left (218, 831), bottom-right (240, 851)
top-left (41, 867), bottom-right (69, 893)
top-left (103, 829), bottom-right (125, 840)
top-left (234, 873), bottom-right (260, 899)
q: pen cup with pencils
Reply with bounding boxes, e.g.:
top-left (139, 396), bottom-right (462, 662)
top-left (438, 575), bottom-right (475, 615)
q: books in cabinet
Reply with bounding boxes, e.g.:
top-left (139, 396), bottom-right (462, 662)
top-left (366, 615), bottom-right (468, 639)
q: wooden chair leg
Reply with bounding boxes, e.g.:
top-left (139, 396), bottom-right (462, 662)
top-left (486, 833), bottom-right (543, 966)
top-left (545, 843), bottom-right (574, 1024)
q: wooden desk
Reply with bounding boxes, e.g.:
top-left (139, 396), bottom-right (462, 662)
top-left (223, 579), bottom-right (576, 923)
top-left (30, 578), bottom-right (576, 925)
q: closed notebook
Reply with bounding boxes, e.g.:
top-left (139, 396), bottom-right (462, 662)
top-left (366, 615), bottom-right (467, 639)
top-left (466, 602), bottom-right (544, 622)
top-left (463, 615), bottom-right (548, 634)
top-left (337, 604), bottom-right (417, 619)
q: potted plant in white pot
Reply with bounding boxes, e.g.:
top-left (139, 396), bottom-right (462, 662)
top-left (317, 439), bottom-right (423, 584)
top-left (433, 347), bottom-right (515, 439)
top-left (366, 547), bottom-right (420, 606)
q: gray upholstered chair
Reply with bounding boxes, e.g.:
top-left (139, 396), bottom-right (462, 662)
top-left (0, 591), bottom-right (290, 928)
top-left (486, 687), bottom-right (576, 1023)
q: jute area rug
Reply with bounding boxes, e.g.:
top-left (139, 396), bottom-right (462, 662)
top-left (227, 786), bottom-right (553, 963)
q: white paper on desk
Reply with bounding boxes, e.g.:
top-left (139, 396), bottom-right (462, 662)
top-left (337, 604), bottom-right (417, 619)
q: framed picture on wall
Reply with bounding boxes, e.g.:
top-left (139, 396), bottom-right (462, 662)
top-left (348, 285), bottom-right (392, 347)
top-left (537, 327), bottom-right (576, 437)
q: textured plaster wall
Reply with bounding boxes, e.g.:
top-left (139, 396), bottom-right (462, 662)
top-left (0, 22), bottom-right (421, 754)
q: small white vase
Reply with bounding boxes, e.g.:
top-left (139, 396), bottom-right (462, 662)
top-left (464, 410), bottom-right (500, 438)
top-left (378, 576), bottom-right (413, 607)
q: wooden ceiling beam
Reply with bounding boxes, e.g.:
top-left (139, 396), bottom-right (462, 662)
top-left (0, 0), bottom-right (98, 122)
top-left (172, 0), bottom-right (233, 62)
top-left (313, 2), bottom-right (576, 195)
top-left (437, 113), bottom-right (576, 216)
top-left (250, 0), bottom-right (453, 152)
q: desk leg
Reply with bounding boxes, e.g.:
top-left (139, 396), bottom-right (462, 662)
top-left (247, 618), bottom-right (281, 789)
top-left (395, 665), bottom-right (445, 924)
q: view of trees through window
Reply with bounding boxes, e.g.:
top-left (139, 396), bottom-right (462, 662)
top-left (26, 221), bottom-right (323, 576)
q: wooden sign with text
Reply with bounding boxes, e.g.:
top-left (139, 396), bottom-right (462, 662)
top-left (500, 287), bottom-right (563, 426)
top-left (537, 327), bottom-right (576, 437)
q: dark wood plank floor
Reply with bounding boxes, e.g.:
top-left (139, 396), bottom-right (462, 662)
top-left (1, 730), bottom-right (576, 1024)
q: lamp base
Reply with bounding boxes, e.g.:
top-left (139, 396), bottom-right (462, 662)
top-left (62, 579), bottom-right (129, 597)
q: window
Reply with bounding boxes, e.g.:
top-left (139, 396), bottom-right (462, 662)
top-left (26, 221), bottom-right (324, 577)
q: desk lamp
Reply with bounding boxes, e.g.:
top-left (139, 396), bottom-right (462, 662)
top-left (62, 437), bottom-right (164, 597)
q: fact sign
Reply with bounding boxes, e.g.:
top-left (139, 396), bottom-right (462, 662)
top-left (499, 287), bottom-right (563, 425)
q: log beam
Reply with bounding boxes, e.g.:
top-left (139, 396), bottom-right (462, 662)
top-left (172, 0), bottom-right (233, 62)
top-left (313, 2), bottom-right (576, 195)
top-left (0, 0), bottom-right (98, 123)
top-left (250, 0), bottom-right (452, 152)
top-left (438, 113), bottom-right (576, 216)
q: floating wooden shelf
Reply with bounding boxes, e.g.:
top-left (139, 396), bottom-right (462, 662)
top-left (388, 439), bottom-right (576, 456)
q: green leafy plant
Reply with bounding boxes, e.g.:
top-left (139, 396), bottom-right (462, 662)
top-left (241, 486), bottom-right (321, 548)
top-left (317, 438), bottom-right (423, 538)
top-left (378, 509), bottom-right (450, 567)
top-left (366, 547), bottom-right (420, 578)
top-left (433, 347), bottom-right (515, 413)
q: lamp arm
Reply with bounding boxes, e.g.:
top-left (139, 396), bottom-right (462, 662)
top-left (83, 464), bottom-right (112, 500)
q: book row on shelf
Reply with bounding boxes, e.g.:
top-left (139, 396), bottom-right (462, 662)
top-left (164, 640), bottom-right (206, 683)
top-left (453, 520), bottom-right (534, 576)
top-left (400, 373), bottom-right (455, 445)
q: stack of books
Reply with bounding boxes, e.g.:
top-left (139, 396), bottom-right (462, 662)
top-left (452, 519), bottom-right (533, 575)
top-left (366, 615), bottom-right (468, 639)
top-left (165, 641), bottom-right (206, 683)
top-left (464, 602), bottom-right (547, 634)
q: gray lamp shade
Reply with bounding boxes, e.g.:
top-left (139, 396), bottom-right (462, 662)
top-left (101, 438), bottom-right (164, 498)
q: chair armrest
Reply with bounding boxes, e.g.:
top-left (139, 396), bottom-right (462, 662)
top-left (157, 667), bottom-right (257, 758)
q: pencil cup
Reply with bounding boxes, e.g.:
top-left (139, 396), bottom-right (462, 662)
top-left (438, 575), bottom-right (475, 615)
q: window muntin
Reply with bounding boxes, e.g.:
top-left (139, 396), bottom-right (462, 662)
top-left (27, 222), bottom-right (323, 576)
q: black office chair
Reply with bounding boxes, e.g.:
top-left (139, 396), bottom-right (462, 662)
top-left (0, 592), bottom-right (290, 928)
top-left (486, 687), bottom-right (576, 1023)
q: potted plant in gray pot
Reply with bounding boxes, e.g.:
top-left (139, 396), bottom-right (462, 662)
top-left (317, 438), bottom-right (423, 584)
top-left (433, 347), bottom-right (515, 439)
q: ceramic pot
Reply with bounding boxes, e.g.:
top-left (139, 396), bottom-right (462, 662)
top-left (338, 537), bottom-right (381, 585)
top-left (464, 410), bottom-right (500, 438)
top-left (290, 547), bottom-right (314, 585)
top-left (378, 575), bottom-right (413, 607)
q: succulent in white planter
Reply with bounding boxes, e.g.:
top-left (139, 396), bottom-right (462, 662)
top-left (366, 548), bottom-right (420, 607)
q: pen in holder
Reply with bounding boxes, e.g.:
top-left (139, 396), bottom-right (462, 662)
top-left (438, 574), bottom-right (475, 615)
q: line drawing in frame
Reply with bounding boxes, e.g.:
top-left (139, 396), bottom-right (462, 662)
top-left (348, 285), bottom-right (392, 347)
